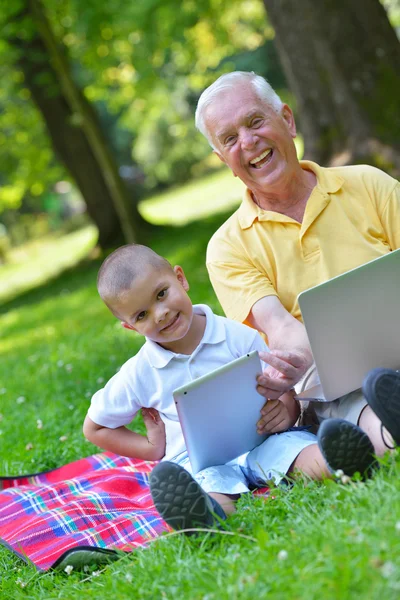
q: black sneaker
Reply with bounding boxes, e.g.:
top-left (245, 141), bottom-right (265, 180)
top-left (362, 368), bottom-right (400, 447)
top-left (317, 418), bottom-right (377, 478)
top-left (149, 461), bottom-right (226, 533)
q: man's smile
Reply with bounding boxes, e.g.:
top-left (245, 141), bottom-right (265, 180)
top-left (249, 148), bottom-right (273, 169)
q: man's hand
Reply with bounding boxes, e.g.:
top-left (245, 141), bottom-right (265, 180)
top-left (142, 408), bottom-right (166, 456)
top-left (257, 350), bottom-right (309, 399)
top-left (257, 399), bottom-right (293, 434)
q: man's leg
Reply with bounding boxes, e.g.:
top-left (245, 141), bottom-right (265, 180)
top-left (292, 419), bottom-right (377, 479)
top-left (362, 368), bottom-right (400, 450)
top-left (357, 405), bottom-right (394, 455)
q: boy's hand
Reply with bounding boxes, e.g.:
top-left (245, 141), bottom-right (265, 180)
top-left (256, 399), bottom-right (293, 434)
top-left (142, 408), bottom-right (166, 456)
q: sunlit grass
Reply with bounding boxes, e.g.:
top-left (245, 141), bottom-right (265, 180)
top-left (139, 168), bottom-right (245, 225)
top-left (0, 225), bottom-right (97, 304)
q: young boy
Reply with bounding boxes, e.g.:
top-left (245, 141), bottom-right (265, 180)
top-left (83, 244), bottom-right (376, 532)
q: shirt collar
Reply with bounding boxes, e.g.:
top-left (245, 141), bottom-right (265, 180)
top-left (144, 304), bottom-right (226, 369)
top-left (237, 160), bottom-right (344, 229)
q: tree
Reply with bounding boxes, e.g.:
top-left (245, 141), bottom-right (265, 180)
top-left (2, 0), bottom-right (293, 242)
top-left (1, 0), bottom-right (275, 242)
top-left (3, 0), bottom-right (141, 247)
top-left (264, 0), bottom-right (400, 174)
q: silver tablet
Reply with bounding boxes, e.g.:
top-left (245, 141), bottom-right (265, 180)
top-left (173, 350), bottom-right (267, 474)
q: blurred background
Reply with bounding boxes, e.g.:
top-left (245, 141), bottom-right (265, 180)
top-left (0, 0), bottom-right (399, 301)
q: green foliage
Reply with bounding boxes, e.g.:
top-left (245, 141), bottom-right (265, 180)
top-left (0, 0), bottom-right (283, 215)
top-left (0, 66), bottom-right (65, 213)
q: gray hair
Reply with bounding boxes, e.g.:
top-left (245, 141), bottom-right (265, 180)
top-left (195, 71), bottom-right (283, 148)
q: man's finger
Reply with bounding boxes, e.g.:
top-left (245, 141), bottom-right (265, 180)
top-left (259, 353), bottom-right (298, 378)
top-left (257, 374), bottom-right (293, 393)
top-left (256, 383), bottom-right (286, 399)
top-left (270, 350), bottom-right (306, 368)
top-left (259, 351), bottom-right (306, 376)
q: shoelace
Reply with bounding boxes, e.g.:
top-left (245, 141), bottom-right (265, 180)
top-left (380, 422), bottom-right (395, 450)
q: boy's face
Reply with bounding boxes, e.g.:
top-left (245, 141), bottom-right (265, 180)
top-left (111, 265), bottom-right (194, 346)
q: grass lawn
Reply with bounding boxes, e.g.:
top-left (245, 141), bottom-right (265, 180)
top-left (0, 208), bottom-right (400, 598)
top-left (138, 168), bottom-right (245, 225)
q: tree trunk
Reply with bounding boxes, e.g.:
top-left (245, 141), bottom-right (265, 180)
top-left (264, 0), bottom-right (400, 175)
top-left (9, 1), bottom-right (146, 248)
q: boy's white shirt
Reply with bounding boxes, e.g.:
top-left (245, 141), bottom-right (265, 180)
top-left (88, 304), bottom-right (269, 461)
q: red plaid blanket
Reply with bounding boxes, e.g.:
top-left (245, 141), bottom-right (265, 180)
top-left (0, 452), bottom-right (170, 571)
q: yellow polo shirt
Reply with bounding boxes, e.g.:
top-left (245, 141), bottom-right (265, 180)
top-left (207, 161), bottom-right (400, 324)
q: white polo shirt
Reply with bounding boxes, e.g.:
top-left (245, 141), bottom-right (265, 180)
top-left (88, 304), bottom-right (269, 460)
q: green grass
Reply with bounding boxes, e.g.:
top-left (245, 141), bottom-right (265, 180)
top-left (139, 168), bottom-right (245, 225)
top-left (0, 225), bottom-right (98, 304)
top-left (0, 207), bottom-right (400, 598)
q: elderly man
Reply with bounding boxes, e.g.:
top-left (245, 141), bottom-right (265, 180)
top-left (196, 71), bottom-right (400, 456)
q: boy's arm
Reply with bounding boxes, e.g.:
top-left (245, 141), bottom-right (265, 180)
top-left (244, 329), bottom-right (300, 434)
top-left (83, 408), bottom-right (166, 461)
top-left (256, 390), bottom-right (300, 434)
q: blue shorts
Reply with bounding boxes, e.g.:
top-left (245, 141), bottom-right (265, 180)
top-left (174, 429), bottom-right (318, 494)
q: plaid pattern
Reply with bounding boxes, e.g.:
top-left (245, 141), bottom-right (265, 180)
top-left (0, 452), bottom-right (170, 571)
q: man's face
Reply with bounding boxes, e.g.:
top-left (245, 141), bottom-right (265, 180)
top-left (204, 85), bottom-right (298, 195)
top-left (111, 265), bottom-right (194, 349)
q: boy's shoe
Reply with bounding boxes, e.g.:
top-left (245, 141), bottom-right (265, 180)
top-left (149, 461), bottom-right (226, 533)
top-left (317, 418), bottom-right (377, 478)
top-left (362, 368), bottom-right (400, 447)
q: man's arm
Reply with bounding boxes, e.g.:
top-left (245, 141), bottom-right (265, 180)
top-left (248, 295), bottom-right (314, 398)
top-left (83, 408), bottom-right (166, 461)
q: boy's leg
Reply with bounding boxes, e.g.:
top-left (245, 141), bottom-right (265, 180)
top-left (244, 429), bottom-right (318, 487)
top-left (208, 492), bottom-right (237, 515)
top-left (149, 462), bottom-right (233, 533)
top-left (289, 443), bottom-right (330, 479)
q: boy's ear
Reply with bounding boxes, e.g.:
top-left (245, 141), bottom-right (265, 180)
top-left (173, 265), bottom-right (189, 291)
top-left (121, 321), bottom-right (136, 331)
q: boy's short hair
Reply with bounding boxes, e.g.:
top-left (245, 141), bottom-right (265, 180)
top-left (97, 244), bottom-right (172, 310)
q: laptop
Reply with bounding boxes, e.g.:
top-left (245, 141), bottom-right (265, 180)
top-left (173, 351), bottom-right (268, 474)
top-left (295, 248), bottom-right (400, 402)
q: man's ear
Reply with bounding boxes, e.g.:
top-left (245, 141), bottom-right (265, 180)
top-left (281, 104), bottom-right (297, 138)
top-left (121, 321), bottom-right (136, 331)
top-left (213, 149), bottom-right (226, 165)
top-left (173, 265), bottom-right (189, 291)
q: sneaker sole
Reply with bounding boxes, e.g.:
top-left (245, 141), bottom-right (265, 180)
top-left (318, 418), bottom-right (377, 477)
top-left (149, 462), bottom-right (215, 532)
top-left (362, 368), bottom-right (400, 446)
